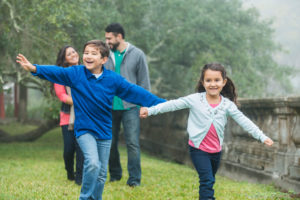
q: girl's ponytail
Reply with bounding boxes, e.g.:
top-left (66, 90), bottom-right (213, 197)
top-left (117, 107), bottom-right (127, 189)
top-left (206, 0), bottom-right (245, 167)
top-left (221, 77), bottom-right (237, 104)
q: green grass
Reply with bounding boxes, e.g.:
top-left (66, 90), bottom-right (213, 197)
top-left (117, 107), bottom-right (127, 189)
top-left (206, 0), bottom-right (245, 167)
top-left (0, 124), bottom-right (298, 200)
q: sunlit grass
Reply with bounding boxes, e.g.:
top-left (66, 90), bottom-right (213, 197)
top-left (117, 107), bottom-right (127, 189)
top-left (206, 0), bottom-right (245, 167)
top-left (0, 126), bottom-right (297, 200)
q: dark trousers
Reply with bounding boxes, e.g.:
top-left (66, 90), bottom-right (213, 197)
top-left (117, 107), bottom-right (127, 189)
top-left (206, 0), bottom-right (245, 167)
top-left (61, 125), bottom-right (84, 183)
top-left (189, 146), bottom-right (222, 200)
top-left (109, 107), bottom-right (141, 185)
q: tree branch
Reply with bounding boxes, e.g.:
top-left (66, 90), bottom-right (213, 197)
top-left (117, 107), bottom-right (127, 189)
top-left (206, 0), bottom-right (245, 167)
top-left (0, 119), bottom-right (59, 143)
top-left (2, 0), bottom-right (22, 33)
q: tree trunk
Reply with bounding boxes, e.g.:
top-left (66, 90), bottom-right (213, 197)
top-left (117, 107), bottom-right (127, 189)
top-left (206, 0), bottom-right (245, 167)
top-left (18, 83), bottom-right (27, 122)
top-left (14, 83), bottom-right (19, 118)
top-left (0, 119), bottom-right (58, 143)
top-left (0, 88), bottom-right (5, 119)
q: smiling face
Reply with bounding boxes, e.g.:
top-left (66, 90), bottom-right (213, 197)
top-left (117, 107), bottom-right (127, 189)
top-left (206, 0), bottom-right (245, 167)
top-left (83, 45), bottom-right (107, 74)
top-left (202, 69), bottom-right (227, 100)
top-left (105, 32), bottom-right (121, 51)
top-left (65, 47), bottom-right (79, 66)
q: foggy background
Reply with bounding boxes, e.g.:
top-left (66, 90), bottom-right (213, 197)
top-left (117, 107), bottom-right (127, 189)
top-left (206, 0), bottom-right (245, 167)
top-left (1, 0), bottom-right (300, 122)
top-left (244, 0), bottom-right (300, 96)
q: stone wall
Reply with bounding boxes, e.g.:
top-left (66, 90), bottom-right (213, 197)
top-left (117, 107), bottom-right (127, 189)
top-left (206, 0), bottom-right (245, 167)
top-left (140, 96), bottom-right (300, 193)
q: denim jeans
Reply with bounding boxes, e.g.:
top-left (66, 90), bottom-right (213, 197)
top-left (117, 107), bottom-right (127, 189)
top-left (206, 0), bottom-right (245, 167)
top-left (61, 125), bottom-right (84, 183)
top-left (77, 133), bottom-right (112, 200)
top-left (109, 107), bottom-right (141, 185)
top-left (189, 146), bottom-right (222, 200)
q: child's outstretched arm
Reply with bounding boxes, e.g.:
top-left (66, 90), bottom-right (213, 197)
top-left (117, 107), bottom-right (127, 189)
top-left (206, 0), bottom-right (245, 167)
top-left (115, 75), bottom-right (166, 107)
top-left (264, 138), bottom-right (274, 146)
top-left (16, 54), bottom-right (78, 87)
top-left (228, 102), bottom-right (274, 147)
top-left (16, 54), bottom-right (36, 73)
top-left (139, 107), bottom-right (149, 118)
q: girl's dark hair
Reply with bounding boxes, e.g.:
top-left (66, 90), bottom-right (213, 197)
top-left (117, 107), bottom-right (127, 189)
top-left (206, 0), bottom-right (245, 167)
top-left (196, 63), bottom-right (237, 104)
top-left (56, 45), bottom-right (79, 67)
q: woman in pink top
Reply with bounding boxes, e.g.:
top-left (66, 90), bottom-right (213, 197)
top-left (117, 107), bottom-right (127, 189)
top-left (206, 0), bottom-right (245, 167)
top-left (54, 45), bottom-right (83, 185)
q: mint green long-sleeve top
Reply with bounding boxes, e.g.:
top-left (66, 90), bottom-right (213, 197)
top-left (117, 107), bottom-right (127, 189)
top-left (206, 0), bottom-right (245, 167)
top-left (147, 92), bottom-right (269, 148)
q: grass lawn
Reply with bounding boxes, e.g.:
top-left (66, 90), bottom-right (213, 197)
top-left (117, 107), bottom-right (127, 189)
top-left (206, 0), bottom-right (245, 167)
top-left (0, 123), bottom-right (298, 200)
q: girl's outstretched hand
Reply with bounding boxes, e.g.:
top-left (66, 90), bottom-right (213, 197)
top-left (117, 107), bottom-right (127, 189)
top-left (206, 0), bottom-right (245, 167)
top-left (16, 54), bottom-right (36, 72)
top-left (139, 107), bottom-right (149, 118)
top-left (264, 138), bottom-right (274, 146)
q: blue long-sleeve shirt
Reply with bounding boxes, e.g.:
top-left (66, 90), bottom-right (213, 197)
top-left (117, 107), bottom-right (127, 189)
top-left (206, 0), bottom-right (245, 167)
top-left (32, 64), bottom-right (166, 139)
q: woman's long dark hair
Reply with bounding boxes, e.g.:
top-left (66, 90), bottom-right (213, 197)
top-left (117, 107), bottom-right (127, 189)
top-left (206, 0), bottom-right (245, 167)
top-left (51, 45), bottom-right (79, 95)
top-left (195, 63), bottom-right (237, 104)
top-left (56, 45), bottom-right (79, 67)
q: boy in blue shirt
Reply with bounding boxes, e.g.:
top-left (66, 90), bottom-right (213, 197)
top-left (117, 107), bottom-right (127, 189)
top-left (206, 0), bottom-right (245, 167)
top-left (16, 40), bottom-right (165, 200)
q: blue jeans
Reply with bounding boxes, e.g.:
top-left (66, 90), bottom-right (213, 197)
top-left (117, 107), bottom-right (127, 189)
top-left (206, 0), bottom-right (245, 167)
top-left (61, 125), bottom-right (83, 183)
top-left (109, 107), bottom-right (141, 185)
top-left (77, 133), bottom-right (112, 200)
top-left (189, 146), bottom-right (222, 200)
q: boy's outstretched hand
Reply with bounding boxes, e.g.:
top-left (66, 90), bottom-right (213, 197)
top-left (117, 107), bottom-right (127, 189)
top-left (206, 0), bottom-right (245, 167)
top-left (16, 54), bottom-right (36, 73)
top-left (139, 107), bottom-right (149, 118)
top-left (264, 138), bottom-right (274, 146)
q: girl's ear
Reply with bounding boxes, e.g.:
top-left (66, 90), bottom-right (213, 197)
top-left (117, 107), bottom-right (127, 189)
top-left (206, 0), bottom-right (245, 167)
top-left (223, 78), bottom-right (227, 86)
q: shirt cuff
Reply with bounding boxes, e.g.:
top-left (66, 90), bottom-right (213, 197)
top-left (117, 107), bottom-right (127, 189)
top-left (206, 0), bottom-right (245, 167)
top-left (147, 107), bottom-right (154, 116)
top-left (31, 64), bottom-right (39, 76)
top-left (260, 134), bottom-right (269, 143)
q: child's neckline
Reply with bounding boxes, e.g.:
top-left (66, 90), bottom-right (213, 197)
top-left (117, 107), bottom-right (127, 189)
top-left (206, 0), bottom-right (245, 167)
top-left (206, 94), bottom-right (222, 104)
top-left (200, 92), bottom-right (223, 110)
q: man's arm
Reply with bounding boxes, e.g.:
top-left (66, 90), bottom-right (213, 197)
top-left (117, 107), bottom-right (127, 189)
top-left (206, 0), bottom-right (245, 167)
top-left (136, 52), bottom-right (151, 91)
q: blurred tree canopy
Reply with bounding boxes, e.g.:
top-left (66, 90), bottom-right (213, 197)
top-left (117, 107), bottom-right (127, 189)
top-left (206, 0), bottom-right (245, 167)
top-left (0, 0), bottom-right (292, 103)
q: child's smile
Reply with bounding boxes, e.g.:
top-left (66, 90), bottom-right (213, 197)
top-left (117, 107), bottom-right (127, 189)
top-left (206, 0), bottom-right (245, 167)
top-left (83, 45), bottom-right (106, 74)
top-left (202, 69), bottom-right (227, 100)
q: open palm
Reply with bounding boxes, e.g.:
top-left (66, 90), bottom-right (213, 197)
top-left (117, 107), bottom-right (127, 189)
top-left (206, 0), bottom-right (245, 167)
top-left (16, 54), bottom-right (36, 72)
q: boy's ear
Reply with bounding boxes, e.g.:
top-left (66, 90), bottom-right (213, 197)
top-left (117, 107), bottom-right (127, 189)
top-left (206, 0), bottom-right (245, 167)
top-left (102, 56), bottom-right (108, 64)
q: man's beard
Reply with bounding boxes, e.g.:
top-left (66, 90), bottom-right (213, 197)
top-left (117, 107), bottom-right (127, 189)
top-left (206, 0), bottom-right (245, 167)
top-left (110, 42), bottom-right (120, 51)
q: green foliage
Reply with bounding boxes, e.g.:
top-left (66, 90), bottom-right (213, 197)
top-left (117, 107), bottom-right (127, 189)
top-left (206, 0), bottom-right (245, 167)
top-left (0, 127), bottom-right (297, 199)
top-left (0, 0), bottom-right (292, 104)
top-left (42, 95), bottom-right (61, 120)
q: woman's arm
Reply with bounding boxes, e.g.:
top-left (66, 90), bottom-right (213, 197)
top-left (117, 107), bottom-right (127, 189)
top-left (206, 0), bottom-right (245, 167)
top-left (54, 84), bottom-right (73, 105)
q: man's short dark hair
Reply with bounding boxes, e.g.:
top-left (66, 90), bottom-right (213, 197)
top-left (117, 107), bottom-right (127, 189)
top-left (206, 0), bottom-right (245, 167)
top-left (83, 40), bottom-right (110, 58)
top-left (105, 23), bottom-right (125, 39)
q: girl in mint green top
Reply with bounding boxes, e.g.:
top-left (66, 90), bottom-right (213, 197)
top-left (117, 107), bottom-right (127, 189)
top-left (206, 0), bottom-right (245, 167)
top-left (140, 63), bottom-right (274, 200)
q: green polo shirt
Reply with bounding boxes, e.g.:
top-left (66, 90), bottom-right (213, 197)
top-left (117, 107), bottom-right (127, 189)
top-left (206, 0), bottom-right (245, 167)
top-left (112, 50), bottom-right (128, 110)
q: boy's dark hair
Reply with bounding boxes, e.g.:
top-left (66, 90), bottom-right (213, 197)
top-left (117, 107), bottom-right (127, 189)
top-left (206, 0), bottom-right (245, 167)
top-left (105, 23), bottom-right (125, 39)
top-left (195, 63), bottom-right (238, 104)
top-left (83, 40), bottom-right (110, 58)
top-left (56, 45), bottom-right (79, 67)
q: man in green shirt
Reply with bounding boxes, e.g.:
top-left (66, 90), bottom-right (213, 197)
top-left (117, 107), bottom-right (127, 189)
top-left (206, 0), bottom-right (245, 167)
top-left (105, 23), bottom-right (151, 187)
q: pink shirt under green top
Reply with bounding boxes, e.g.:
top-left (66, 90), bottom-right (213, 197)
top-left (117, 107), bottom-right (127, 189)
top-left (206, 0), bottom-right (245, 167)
top-left (188, 103), bottom-right (221, 153)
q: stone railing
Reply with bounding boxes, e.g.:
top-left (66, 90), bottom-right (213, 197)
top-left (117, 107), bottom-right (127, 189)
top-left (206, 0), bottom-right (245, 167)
top-left (140, 96), bottom-right (300, 193)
